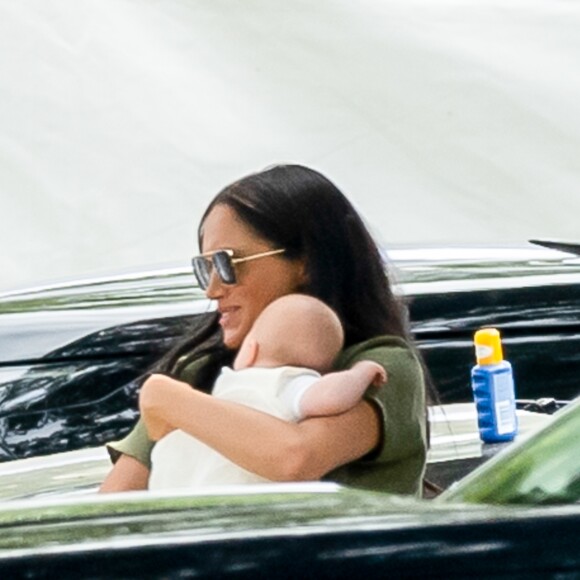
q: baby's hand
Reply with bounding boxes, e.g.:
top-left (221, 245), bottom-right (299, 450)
top-left (353, 360), bottom-right (387, 387)
top-left (139, 373), bottom-right (183, 440)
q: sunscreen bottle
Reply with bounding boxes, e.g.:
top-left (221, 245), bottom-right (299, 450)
top-left (471, 328), bottom-right (518, 443)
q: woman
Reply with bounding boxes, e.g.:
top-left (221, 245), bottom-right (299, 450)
top-left (100, 164), bottom-right (427, 495)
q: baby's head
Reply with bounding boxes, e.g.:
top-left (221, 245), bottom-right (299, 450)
top-left (234, 294), bottom-right (344, 373)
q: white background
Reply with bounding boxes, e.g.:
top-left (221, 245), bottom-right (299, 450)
top-left (1, 0), bottom-right (579, 290)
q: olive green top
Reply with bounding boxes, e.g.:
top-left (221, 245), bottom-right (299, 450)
top-left (108, 336), bottom-right (427, 497)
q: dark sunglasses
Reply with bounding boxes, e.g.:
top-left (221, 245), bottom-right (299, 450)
top-left (191, 248), bottom-right (286, 290)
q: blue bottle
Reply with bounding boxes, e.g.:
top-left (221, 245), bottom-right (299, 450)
top-left (471, 328), bottom-right (518, 443)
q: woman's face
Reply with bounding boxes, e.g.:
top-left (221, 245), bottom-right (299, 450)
top-left (199, 204), bottom-right (306, 349)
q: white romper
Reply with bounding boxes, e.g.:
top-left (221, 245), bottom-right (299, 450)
top-left (149, 365), bottom-right (319, 490)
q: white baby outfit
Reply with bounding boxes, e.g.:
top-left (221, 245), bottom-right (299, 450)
top-left (149, 365), bottom-right (319, 490)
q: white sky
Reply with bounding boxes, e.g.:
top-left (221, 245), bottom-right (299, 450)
top-left (1, 0), bottom-right (579, 290)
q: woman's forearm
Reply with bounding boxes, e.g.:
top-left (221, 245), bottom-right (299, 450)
top-left (99, 454), bottom-right (150, 493)
top-left (139, 374), bottom-right (380, 481)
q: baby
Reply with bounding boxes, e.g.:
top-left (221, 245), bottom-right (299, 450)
top-left (148, 294), bottom-right (386, 490)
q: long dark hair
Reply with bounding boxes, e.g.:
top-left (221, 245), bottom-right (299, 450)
top-left (199, 164), bottom-right (409, 346)
top-left (158, 164), bottom-right (429, 396)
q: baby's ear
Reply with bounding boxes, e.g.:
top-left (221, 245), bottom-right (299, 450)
top-left (246, 338), bottom-right (259, 367)
top-left (234, 337), bottom-right (259, 370)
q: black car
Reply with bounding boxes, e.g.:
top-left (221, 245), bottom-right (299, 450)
top-left (1, 240), bottom-right (579, 462)
top-left (0, 395), bottom-right (578, 579)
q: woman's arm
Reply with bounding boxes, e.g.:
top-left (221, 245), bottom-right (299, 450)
top-left (139, 373), bottom-right (380, 481)
top-left (99, 453), bottom-right (150, 493)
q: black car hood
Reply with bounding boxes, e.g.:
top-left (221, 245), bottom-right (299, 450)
top-left (0, 266), bottom-right (210, 364)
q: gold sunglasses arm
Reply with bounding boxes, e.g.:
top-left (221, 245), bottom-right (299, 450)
top-left (231, 248), bottom-right (286, 264)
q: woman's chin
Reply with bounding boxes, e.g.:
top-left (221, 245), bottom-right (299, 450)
top-left (222, 328), bottom-right (243, 351)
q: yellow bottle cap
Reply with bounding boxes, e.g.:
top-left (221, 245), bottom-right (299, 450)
top-left (474, 328), bottom-right (503, 365)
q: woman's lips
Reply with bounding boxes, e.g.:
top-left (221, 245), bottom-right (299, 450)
top-left (219, 307), bottom-right (239, 328)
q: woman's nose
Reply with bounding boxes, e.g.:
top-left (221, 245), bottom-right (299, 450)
top-left (205, 268), bottom-right (225, 299)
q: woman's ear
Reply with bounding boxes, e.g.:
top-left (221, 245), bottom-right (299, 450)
top-left (233, 337), bottom-right (259, 370)
top-left (296, 258), bottom-right (310, 289)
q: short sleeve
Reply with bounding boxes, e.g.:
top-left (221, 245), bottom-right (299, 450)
top-left (106, 418), bottom-right (154, 469)
top-left (328, 336), bottom-right (427, 496)
top-left (278, 373), bottom-right (320, 421)
top-left (361, 344), bottom-right (426, 465)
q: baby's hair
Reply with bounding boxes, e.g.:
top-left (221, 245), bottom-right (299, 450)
top-left (251, 294), bottom-right (344, 373)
